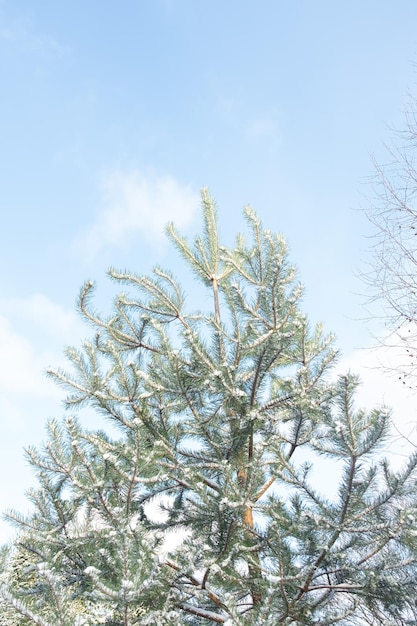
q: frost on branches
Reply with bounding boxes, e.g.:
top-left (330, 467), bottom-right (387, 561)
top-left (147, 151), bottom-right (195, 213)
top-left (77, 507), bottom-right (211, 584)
top-left (2, 191), bottom-right (417, 625)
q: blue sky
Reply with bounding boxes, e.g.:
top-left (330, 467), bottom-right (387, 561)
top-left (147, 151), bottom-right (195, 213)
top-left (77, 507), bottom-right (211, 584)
top-left (1, 0), bottom-right (417, 543)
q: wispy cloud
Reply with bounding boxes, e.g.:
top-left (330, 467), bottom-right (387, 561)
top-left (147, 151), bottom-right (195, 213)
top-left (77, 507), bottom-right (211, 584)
top-left (212, 88), bottom-right (279, 142)
top-left (0, 10), bottom-right (70, 56)
top-left (0, 314), bottom-right (50, 396)
top-left (244, 115), bottom-right (278, 141)
top-left (0, 294), bottom-right (82, 396)
top-left (0, 293), bottom-right (79, 338)
top-left (0, 294), bottom-right (105, 544)
top-left (75, 170), bottom-right (199, 259)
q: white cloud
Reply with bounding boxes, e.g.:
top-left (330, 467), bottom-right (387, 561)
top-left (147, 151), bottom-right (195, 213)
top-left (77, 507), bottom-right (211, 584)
top-left (0, 293), bottom-right (79, 339)
top-left (0, 294), bottom-right (82, 396)
top-left (75, 170), bottom-right (199, 259)
top-left (0, 293), bottom-right (108, 545)
top-left (0, 295), bottom-right (77, 543)
top-left (0, 314), bottom-right (56, 396)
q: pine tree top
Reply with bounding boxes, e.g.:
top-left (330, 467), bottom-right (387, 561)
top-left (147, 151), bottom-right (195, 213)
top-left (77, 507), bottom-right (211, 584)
top-left (2, 191), bottom-right (417, 625)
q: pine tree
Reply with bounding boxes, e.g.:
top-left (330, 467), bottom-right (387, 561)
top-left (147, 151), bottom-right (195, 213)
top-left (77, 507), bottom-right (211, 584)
top-left (2, 191), bottom-right (417, 625)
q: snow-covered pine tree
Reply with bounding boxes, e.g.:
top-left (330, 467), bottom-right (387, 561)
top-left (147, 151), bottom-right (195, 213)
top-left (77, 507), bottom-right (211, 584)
top-left (2, 190), bottom-right (417, 625)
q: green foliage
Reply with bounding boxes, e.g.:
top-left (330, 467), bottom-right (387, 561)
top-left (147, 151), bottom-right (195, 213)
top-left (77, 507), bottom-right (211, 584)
top-left (2, 191), bottom-right (417, 624)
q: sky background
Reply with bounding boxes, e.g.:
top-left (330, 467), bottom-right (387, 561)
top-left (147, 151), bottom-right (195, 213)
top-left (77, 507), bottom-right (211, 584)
top-left (1, 0), bottom-right (417, 543)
